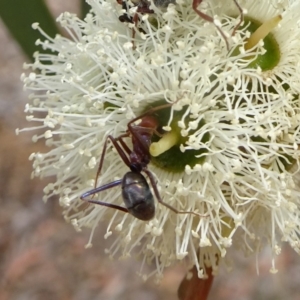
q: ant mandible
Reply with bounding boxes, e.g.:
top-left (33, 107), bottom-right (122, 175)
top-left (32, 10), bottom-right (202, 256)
top-left (80, 102), bottom-right (200, 221)
top-left (117, 0), bottom-right (244, 50)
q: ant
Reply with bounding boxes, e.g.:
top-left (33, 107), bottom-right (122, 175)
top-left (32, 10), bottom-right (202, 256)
top-left (80, 102), bottom-right (201, 221)
top-left (117, 0), bottom-right (244, 50)
top-left (117, 0), bottom-right (155, 44)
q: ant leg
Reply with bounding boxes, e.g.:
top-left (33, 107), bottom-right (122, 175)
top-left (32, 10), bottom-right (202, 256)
top-left (192, 0), bottom-right (229, 50)
top-left (127, 96), bottom-right (183, 133)
top-left (94, 133), bottom-right (130, 190)
top-left (81, 134), bottom-right (133, 212)
top-left (116, 0), bottom-right (137, 48)
top-left (144, 168), bottom-right (204, 218)
top-left (118, 136), bottom-right (132, 156)
top-left (231, 0), bottom-right (244, 36)
top-left (128, 102), bottom-right (175, 128)
top-left (192, 0), bottom-right (214, 23)
top-left (81, 179), bottom-right (129, 214)
top-left (118, 0), bottom-right (134, 23)
top-left (132, 12), bottom-right (139, 41)
top-left (132, 2), bottom-right (155, 40)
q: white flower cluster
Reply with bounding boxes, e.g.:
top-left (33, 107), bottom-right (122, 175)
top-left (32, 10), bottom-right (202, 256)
top-left (18, 0), bottom-right (300, 280)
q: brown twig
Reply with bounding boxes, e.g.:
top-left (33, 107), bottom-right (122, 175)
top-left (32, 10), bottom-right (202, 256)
top-left (178, 265), bottom-right (214, 300)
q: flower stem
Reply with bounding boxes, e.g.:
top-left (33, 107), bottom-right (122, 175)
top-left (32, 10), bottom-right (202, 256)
top-left (178, 265), bottom-right (214, 300)
top-left (245, 15), bottom-right (282, 50)
top-left (150, 130), bottom-right (179, 157)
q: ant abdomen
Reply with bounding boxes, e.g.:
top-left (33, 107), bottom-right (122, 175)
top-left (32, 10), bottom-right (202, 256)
top-left (122, 171), bottom-right (155, 220)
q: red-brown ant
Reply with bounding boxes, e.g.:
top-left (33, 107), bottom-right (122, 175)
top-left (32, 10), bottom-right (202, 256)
top-left (80, 102), bottom-right (201, 221)
top-left (117, 0), bottom-right (244, 50)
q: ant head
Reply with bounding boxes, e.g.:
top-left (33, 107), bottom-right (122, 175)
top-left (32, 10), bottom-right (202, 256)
top-left (139, 115), bottom-right (159, 129)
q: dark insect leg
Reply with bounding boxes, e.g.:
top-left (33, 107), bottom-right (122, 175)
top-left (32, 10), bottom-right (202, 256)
top-left (117, 0), bottom-right (134, 23)
top-left (93, 133), bottom-right (130, 190)
top-left (132, 12), bottom-right (139, 42)
top-left (127, 102), bottom-right (175, 128)
top-left (130, 0), bottom-right (155, 48)
top-left (143, 168), bottom-right (204, 218)
top-left (94, 102), bottom-right (174, 189)
top-left (80, 179), bottom-right (129, 214)
top-left (231, 0), bottom-right (244, 36)
top-left (118, 136), bottom-right (132, 156)
top-left (117, 0), bottom-right (154, 49)
top-left (192, 0), bottom-right (214, 23)
top-left (192, 0), bottom-right (229, 50)
top-left (81, 134), bottom-right (133, 213)
top-left (116, 0), bottom-right (137, 48)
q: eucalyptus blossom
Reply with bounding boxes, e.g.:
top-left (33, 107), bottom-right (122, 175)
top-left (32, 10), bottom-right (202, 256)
top-left (18, 0), bottom-right (300, 280)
